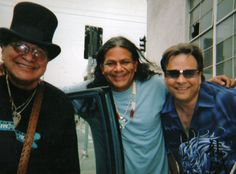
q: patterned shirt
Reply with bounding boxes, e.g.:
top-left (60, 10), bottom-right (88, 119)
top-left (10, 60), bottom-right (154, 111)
top-left (161, 82), bottom-right (236, 174)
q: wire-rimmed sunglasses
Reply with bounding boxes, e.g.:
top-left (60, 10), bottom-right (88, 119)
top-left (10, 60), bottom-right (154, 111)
top-left (9, 41), bottom-right (47, 61)
top-left (165, 69), bottom-right (199, 79)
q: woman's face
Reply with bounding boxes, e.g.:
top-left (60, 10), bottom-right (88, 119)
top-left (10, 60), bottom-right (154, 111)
top-left (101, 47), bottom-right (137, 91)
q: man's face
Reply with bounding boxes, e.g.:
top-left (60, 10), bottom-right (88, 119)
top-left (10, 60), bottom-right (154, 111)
top-left (2, 41), bottom-right (48, 89)
top-left (164, 54), bottom-right (202, 104)
top-left (101, 47), bottom-right (138, 91)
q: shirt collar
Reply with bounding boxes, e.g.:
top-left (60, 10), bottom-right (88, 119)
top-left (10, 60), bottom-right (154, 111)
top-left (161, 82), bottom-right (215, 115)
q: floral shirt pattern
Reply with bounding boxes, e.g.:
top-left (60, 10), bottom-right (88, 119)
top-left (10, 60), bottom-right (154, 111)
top-left (161, 82), bottom-right (236, 174)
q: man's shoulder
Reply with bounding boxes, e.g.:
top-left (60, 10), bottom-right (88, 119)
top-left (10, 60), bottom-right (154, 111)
top-left (42, 81), bottom-right (75, 110)
top-left (142, 74), bottom-right (166, 91)
top-left (199, 81), bottom-right (236, 108)
top-left (202, 81), bottom-right (236, 95)
top-left (43, 81), bottom-right (65, 94)
top-left (150, 74), bottom-right (164, 81)
top-left (43, 81), bottom-right (71, 103)
top-left (140, 74), bottom-right (164, 85)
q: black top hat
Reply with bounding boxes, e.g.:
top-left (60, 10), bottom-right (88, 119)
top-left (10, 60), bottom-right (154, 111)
top-left (0, 2), bottom-right (61, 60)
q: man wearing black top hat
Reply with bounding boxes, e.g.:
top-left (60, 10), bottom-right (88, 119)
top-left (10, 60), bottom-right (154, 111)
top-left (0, 2), bottom-right (80, 174)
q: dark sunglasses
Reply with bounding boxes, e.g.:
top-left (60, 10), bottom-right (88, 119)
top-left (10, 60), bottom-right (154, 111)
top-left (165, 69), bottom-right (199, 78)
top-left (9, 41), bottom-right (47, 61)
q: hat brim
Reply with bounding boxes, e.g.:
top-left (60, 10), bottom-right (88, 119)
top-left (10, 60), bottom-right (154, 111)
top-left (0, 28), bottom-right (61, 61)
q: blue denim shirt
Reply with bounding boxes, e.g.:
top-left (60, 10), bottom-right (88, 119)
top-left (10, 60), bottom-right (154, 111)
top-left (161, 82), bottom-right (236, 174)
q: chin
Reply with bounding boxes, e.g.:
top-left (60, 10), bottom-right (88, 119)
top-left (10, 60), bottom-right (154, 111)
top-left (13, 73), bottom-right (38, 82)
top-left (174, 94), bottom-right (188, 100)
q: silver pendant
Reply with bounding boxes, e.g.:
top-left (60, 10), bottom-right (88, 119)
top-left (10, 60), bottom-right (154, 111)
top-left (119, 115), bottom-right (128, 129)
top-left (13, 111), bottom-right (21, 127)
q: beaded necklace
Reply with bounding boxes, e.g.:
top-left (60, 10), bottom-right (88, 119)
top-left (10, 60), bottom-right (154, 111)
top-left (6, 74), bottom-right (36, 127)
top-left (115, 81), bottom-right (136, 129)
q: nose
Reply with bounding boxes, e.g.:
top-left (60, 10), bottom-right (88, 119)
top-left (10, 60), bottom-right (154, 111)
top-left (22, 51), bottom-right (35, 62)
top-left (176, 74), bottom-right (187, 83)
top-left (114, 62), bottom-right (123, 71)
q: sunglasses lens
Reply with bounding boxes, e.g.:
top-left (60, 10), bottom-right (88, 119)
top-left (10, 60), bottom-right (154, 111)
top-left (166, 70), bottom-right (198, 78)
top-left (166, 70), bottom-right (180, 78)
top-left (12, 42), bottom-right (29, 54)
top-left (10, 42), bottom-right (47, 61)
top-left (183, 70), bottom-right (198, 78)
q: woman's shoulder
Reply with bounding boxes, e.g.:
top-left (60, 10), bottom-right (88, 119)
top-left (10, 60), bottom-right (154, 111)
top-left (151, 74), bottom-right (164, 81)
top-left (137, 74), bottom-right (167, 91)
top-left (146, 74), bottom-right (165, 86)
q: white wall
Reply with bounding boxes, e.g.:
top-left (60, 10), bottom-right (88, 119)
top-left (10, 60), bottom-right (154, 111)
top-left (0, 0), bottom-right (146, 89)
top-left (146, 0), bottom-right (188, 68)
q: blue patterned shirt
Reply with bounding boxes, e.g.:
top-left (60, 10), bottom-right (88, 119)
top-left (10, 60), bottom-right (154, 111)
top-left (161, 82), bottom-right (236, 174)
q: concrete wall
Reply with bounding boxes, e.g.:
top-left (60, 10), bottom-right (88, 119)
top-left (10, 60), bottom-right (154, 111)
top-left (146, 0), bottom-right (188, 68)
top-left (0, 0), bottom-right (146, 89)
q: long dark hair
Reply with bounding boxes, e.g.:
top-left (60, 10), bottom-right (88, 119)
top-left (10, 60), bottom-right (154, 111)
top-left (87, 36), bottom-right (159, 88)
